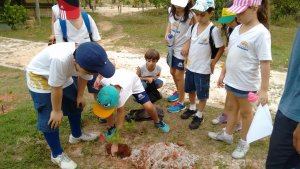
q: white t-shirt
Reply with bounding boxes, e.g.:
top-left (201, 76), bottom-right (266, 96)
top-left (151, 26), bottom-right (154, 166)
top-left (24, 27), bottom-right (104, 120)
top-left (26, 42), bottom-right (93, 93)
top-left (224, 24), bottom-right (272, 91)
top-left (185, 22), bottom-right (224, 74)
top-left (52, 4), bottom-right (60, 20)
top-left (168, 8), bottom-right (194, 60)
top-left (54, 14), bottom-right (101, 44)
top-left (100, 69), bottom-right (145, 108)
top-left (138, 63), bottom-right (161, 79)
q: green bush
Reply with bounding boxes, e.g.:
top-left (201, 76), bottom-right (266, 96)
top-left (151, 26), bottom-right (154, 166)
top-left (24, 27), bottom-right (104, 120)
top-left (271, 0), bottom-right (300, 26)
top-left (0, 0), bottom-right (27, 30)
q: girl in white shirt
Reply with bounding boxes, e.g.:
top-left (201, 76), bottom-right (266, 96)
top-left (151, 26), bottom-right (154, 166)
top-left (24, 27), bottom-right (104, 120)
top-left (165, 0), bottom-right (196, 113)
top-left (208, 0), bottom-right (272, 159)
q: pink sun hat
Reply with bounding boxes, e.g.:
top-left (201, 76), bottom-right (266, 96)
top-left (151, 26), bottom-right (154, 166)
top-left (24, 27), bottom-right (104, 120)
top-left (228, 0), bottom-right (262, 14)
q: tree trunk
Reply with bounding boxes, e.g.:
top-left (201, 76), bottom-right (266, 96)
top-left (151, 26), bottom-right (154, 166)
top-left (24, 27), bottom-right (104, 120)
top-left (35, 0), bottom-right (41, 25)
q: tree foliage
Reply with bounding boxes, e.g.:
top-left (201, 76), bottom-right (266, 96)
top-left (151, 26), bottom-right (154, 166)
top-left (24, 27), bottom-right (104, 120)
top-left (0, 0), bottom-right (27, 30)
top-left (271, 0), bottom-right (300, 20)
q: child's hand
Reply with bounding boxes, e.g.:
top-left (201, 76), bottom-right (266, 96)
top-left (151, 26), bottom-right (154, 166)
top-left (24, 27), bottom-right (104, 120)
top-left (147, 77), bottom-right (154, 84)
top-left (111, 143), bottom-right (118, 157)
top-left (94, 74), bottom-right (103, 90)
top-left (257, 89), bottom-right (268, 106)
top-left (181, 45), bottom-right (189, 57)
top-left (217, 73), bottom-right (225, 87)
top-left (48, 110), bottom-right (63, 129)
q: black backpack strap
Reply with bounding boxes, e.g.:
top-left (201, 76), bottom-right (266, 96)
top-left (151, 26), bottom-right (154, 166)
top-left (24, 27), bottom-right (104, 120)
top-left (209, 25), bottom-right (215, 49)
top-left (190, 24), bottom-right (195, 34)
top-left (209, 25), bottom-right (217, 59)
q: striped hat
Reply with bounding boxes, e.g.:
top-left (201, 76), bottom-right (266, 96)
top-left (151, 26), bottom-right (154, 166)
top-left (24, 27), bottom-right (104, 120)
top-left (228, 0), bottom-right (262, 14)
top-left (58, 0), bottom-right (80, 20)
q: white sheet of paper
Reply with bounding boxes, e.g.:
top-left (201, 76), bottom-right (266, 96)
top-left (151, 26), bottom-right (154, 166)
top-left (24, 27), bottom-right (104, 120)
top-left (247, 104), bottom-right (273, 144)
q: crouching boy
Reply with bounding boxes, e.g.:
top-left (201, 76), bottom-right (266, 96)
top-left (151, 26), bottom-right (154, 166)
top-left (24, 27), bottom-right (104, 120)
top-left (93, 68), bottom-right (170, 139)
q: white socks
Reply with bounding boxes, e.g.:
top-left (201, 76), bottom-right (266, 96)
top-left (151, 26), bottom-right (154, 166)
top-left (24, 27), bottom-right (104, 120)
top-left (195, 111), bottom-right (203, 118)
top-left (189, 104), bottom-right (196, 111)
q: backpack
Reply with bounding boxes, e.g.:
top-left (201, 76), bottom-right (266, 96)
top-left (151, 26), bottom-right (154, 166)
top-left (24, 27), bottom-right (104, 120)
top-left (191, 24), bottom-right (218, 59)
top-left (145, 82), bottom-right (162, 103)
top-left (125, 107), bottom-right (164, 122)
top-left (58, 12), bottom-right (93, 42)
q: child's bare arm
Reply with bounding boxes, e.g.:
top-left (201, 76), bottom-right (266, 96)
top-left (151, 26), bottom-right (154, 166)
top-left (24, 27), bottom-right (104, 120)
top-left (181, 39), bottom-right (191, 57)
top-left (211, 46), bottom-right (225, 74)
top-left (116, 106), bottom-right (125, 130)
top-left (258, 60), bottom-right (270, 106)
top-left (136, 67), bottom-right (141, 77)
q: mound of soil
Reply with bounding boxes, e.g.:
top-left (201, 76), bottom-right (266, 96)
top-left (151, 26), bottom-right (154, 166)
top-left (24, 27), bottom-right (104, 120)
top-left (124, 142), bottom-right (199, 169)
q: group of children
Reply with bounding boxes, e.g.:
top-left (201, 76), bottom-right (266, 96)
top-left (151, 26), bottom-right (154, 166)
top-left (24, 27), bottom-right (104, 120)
top-left (27, 0), bottom-right (274, 168)
top-left (161, 0), bottom-right (271, 160)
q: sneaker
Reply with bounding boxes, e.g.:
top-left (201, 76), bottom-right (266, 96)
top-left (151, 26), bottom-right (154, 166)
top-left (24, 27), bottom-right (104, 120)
top-left (167, 102), bottom-right (186, 113)
top-left (167, 91), bottom-right (179, 102)
top-left (155, 120), bottom-right (170, 132)
top-left (180, 109), bottom-right (197, 119)
top-left (51, 152), bottom-right (77, 169)
top-left (189, 116), bottom-right (204, 129)
top-left (105, 125), bottom-right (117, 140)
top-left (69, 132), bottom-right (98, 144)
top-left (232, 139), bottom-right (250, 159)
top-left (208, 130), bottom-right (233, 144)
top-left (211, 112), bottom-right (227, 125)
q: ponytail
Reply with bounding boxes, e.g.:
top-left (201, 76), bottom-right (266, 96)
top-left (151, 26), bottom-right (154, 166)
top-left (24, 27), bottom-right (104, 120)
top-left (257, 0), bottom-right (270, 29)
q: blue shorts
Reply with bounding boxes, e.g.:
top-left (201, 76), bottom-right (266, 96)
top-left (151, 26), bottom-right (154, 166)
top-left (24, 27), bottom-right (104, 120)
top-left (132, 91), bottom-right (150, 105)
top-left (171, 56), bottom-right (185, 70)
top-left (225, 85), bottom-right (256, 98)
top-left (185, 69), bottom-right (210, 100)
top-left (29, 83), bottom-right (82, 133)
top-left (73, 74), bottom-right (99, 94)
top-left (141, 79), bottom-right (163, 89)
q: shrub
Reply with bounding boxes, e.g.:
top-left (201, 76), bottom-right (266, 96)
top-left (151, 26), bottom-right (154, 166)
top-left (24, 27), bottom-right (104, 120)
top-left (271, 0), bottom-right (300, 26)
top-left (0, 0), bottom-right (27, 30)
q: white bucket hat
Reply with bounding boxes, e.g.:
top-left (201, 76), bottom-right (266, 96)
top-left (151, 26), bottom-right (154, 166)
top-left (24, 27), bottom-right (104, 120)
top-left (171, 0), bottom-right (189, 8)
top-left (191, 0), bottom-right (215, 12)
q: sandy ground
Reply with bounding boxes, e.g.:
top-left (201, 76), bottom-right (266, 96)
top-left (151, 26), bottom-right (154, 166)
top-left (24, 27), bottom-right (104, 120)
top-left (82, 5), bottom-right (156, 16)
top-left (0, 36), bottom-right (286, 113)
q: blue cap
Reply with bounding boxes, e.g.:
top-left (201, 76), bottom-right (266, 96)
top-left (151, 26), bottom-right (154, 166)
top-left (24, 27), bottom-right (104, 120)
top-left (75, 42), bottom-right (115, 78)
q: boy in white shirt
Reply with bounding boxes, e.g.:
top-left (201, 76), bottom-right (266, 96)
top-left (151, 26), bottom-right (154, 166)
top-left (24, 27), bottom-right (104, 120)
top-left (54, 0), bottom-right (101, 103)
top-left (93, 69), bottom-right (170, 139)
top-left (181, 0), bottom-right (224, 129)
top-left (27, 42), bottom-right (115, 169)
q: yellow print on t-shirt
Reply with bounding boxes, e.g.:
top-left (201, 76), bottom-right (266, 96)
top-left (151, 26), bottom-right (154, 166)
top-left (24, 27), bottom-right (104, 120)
top-left (28, 72), bottom-right (51, 91)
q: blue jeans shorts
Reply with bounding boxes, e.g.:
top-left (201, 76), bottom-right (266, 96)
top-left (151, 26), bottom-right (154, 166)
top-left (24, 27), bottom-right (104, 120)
top-left (73, 74), bottom-right (99, 94)
top-left (225, 85), bottom-right (256, 98)
top-left (29, 83), bottom-right (82, 133)
top-left (132, 91), bottom-right (150, 105)
top-left (185, 69), bottom-right (210, 100)
top-left (141, 79), bottom-right (163, 89)
top-left (171, 56), bottom-right (185, 70)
